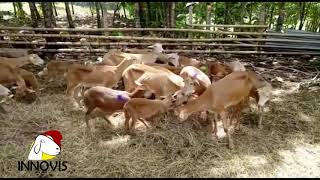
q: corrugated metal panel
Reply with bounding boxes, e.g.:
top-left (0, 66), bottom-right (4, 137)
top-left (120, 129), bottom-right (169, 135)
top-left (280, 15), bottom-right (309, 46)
top-left (265, 30), bottom-right (320, 52)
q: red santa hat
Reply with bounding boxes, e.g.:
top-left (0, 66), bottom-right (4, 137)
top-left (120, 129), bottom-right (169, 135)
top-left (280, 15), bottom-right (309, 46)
top-left (41, 130), bottom-right (62, 148)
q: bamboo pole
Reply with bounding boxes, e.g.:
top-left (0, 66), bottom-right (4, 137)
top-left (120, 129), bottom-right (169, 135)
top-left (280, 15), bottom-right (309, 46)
top-left (2, 33), bottom-right (320, 43)
top-left (0, 26), bottom-right (319, 38)
top-left (1, 40), bottom-right (320, 51)
top-left (186, 23), bottom-right (268, 28)
top-left (28, 48), bottom-right (320, 55)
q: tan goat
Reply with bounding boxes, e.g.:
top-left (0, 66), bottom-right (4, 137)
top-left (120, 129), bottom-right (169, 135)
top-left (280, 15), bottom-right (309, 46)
top-left (133, 70), bottom-right (186, 99)
top-left (208, 60), bottom-right (271, 129)
top-left (18, 69), bottom-right (39, 92)
top-left (65, 57), bottom-right (135, 106)
top-left (123, 94), bottom-right (175, 133)
top-left (179, 66), bottom-right (211, 96)
top-left (0, 62), bottom-right (34, 96)
top-left (38, 60), bottom-right (75, 82)
top-left (122, 64), bottom-right (174, 93)
top-left (168, 53), bottom-right (202, 68)
top-left (124, 43), bottom-right (164, 54)
top-left (0, 54), bottom-right (44, 68)
top-left (175, 71), bottom-right (269, 149)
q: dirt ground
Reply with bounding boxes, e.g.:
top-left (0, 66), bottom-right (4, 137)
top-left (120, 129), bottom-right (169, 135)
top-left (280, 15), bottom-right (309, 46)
top-left (0, 54), bottom-right (320, 178)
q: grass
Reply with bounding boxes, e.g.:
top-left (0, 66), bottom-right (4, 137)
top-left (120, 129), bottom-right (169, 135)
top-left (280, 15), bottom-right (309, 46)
top-left (0, 71), bottom-right (319, 177)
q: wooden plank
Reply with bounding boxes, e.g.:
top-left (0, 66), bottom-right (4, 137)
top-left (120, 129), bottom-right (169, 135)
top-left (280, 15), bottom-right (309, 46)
top-left (2, 33), bottom-right (320, 43)
top-left (29, 48), bottom-right (320, 55)
top-left (186, 23), bottom-right (268, 28)
top-left (1, 40), bottom-right (320, 51)
top-left (0, 26), bottom-right (320, 38)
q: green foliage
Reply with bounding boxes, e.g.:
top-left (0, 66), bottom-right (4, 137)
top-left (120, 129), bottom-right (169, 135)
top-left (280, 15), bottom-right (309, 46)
top-left (110, 31), bottom-right (123, 36)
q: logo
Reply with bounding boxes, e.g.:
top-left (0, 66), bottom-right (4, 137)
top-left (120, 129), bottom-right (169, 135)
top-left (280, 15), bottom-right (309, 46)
top-left (18, 130), bottom-right (67, 171)
top-left (28, 130), bottom-right (62, 160)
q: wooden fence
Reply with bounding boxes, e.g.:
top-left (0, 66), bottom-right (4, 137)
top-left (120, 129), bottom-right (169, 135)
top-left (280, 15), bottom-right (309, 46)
top-left (0, 25), bottom-right (320, 55)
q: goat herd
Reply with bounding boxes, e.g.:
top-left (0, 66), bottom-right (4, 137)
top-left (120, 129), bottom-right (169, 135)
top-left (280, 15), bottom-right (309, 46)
top-left (0, 43), bottom-right (273, 149)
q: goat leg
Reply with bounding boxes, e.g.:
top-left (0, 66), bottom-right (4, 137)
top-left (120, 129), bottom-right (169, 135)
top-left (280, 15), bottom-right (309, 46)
top-left (258, 105), bottom-right (263, 129)
top-left (213, 113), bottom-right (218, 137)
top-left (138, 118), bottom-right (151, 128)
top-left (102, 115), bottom-right (114, 128)
top-left (0, 105), bottom-right (7, 114)
top-left (221, 111), bottom-right (234, 149)
top-left (124, 109), bottom-right (131, 132)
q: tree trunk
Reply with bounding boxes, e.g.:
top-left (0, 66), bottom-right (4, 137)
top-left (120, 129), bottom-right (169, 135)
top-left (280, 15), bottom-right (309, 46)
top-left (95, 2), bottom-right (102, 28)
top-left (170, 2), bottom-right (176, 28)
top-left (13, 3), bottom-right (17, 18)
top-left (34, 3), bottom-right (41, 20)
top-left (41, 2), bottom-right (57, 59)
top-left (134, 3), bottom-right (141, 28)
top-left (122, 3), bottom-right (127, 19)
top-left (65, 2), bottom-right (74, 28)
top-left (165, 3), bottom-right (170, 28)
top-left (16, 2), bottom-right (26, 19)
top-left (71, 2), bottom-right (75, 14)
top-left (112, 3), bottom-right (120, 25)
top-left (206, 3), bottom-right (212, 38)
top-left (41, 2), bottom-right (56, 27)
top-left (268, 4), bottom-right (275, 28)
top-left (100, 2), bottom-right (104, 19)
top-left (147, 2), bottom-right (151, 26)
top-left (224, 2), bottom-right (229, 25)
top-left (258, 3), bottom-right (266, 25)
top-left (206, 3), bottom-right (212, 30)
top-left (102, 3), bottom-right (108, 36)
top-left (275, 2), bottom-right (285, 32)
top-left (89, 2), bottom-right (94, 18)
top-left (28, 2), bottom-right (38, 27)
top-left (249, 3), bottom-right (253, 24)
top-left (188, 5), bottom-right (193, 39)
top-left (298, 2), bottom-right (306, 30)
top-left (139, 2), bottom-right (148, 28)
top-left (52, 2), bottom-right (58, 16)
top-left (159, 3), bottom-right (164, 27)
top-left (240, 3), bottom-right (246, 25)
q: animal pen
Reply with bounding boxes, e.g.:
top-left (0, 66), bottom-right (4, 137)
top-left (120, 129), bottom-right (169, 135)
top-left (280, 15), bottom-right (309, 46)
top-left (1, 22), bottom-right (320, 177)
top-left (0, 24), bottom-right (320, 56)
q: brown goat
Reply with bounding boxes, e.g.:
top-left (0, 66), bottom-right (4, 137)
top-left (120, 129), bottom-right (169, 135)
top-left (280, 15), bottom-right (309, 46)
top-left (123, 94), bottom-right (175, 133)
top-left (83, 86), bottom-right (143, 130)
top-left (18, 68), bottom-right (39, 92)
top-left (0, 62), bottom-right (33, 96)
top-left (65, 58), bottom-right (135, 106)
top-left (175, 71), bottom-right (269, 149)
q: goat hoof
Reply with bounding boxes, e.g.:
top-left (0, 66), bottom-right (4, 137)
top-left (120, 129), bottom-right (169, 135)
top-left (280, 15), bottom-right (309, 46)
top-left (228, 143), bottom-right (234, 149)
top-left (258, 124), bottom-right (263, 129)
top-left (210, 135), bottom-right (218, 144)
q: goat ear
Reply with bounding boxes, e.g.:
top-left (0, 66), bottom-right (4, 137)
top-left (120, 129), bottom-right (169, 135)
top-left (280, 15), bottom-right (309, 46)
top-left (33, 140), bottom-right (42, 154)
top-left (193, 79), bottom-right (200, 86)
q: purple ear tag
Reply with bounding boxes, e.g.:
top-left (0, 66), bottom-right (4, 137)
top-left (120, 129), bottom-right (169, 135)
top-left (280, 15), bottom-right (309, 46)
top-left (116, 94), bottom-right (127, 102)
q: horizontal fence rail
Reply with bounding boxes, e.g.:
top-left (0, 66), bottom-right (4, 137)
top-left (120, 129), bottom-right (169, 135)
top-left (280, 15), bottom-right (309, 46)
top-left (186, 23), bottom-right (269, 28)
top-left (28, 48), bottom-right (320, 55)
top-left (2, 33), bottom-right (320, 44)
top-left (2, 41), bottom-right (320, 51)
top-left (0, 26), bottom-right (320, 38)
top-left (0, 26), bottom-right (319, 55)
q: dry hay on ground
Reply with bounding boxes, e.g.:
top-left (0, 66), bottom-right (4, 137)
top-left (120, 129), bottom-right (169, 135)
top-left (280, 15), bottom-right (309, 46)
top-left (0, 54), bottom-right (320, 177)
top-left (0, 81), bottom-right (319, 177)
